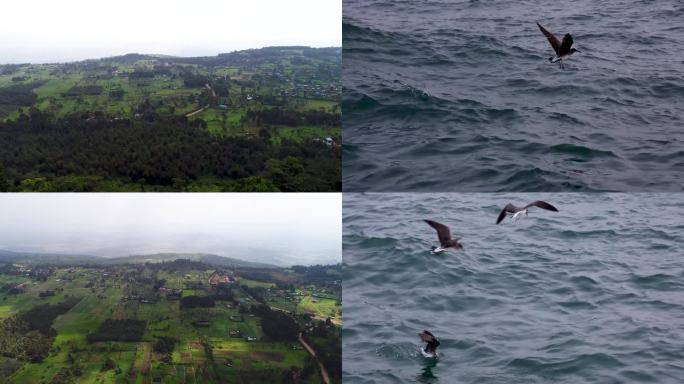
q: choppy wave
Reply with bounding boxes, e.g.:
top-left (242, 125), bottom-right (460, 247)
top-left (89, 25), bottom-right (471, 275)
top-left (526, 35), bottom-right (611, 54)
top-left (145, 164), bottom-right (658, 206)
top-left (343, 193), bottom-right (684, 383)
top-left (343, 0), bottom-right (684, 191)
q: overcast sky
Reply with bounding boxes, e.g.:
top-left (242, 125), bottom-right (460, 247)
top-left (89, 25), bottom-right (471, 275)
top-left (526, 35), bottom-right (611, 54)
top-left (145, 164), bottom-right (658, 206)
top-left (0, 0), bottom-right (341, 64)
top-left (0, 194), bottom-right (341, 266)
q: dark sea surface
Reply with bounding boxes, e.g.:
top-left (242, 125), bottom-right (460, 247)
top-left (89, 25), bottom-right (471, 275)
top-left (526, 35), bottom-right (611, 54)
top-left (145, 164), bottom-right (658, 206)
top-left (343, 0), bottom-right (684, 191)
top-left (343, 193), bottom-right (684, 383)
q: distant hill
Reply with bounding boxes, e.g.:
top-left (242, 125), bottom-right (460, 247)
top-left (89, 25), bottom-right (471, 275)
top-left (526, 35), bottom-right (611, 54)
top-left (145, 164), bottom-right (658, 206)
top-left (0, 249), bottom-right (279, 269)
top-left (0, 249), bottom-right (103, 265)
top-left (105, 253), bottom-right (279, 269)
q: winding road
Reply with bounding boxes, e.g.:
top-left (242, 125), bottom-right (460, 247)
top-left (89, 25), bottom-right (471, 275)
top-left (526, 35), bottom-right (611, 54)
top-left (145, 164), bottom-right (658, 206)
top-left (239, 286), bottom-right (332, 384)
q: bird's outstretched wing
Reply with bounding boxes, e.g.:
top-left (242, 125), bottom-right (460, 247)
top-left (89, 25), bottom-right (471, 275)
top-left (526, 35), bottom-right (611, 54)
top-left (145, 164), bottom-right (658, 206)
top-left (419, 330), bottom-right (437, 343)
top-left (559, 34), bottom-right (574, 55)
top-left (424, 220), bottom-right (452, 247)
top-left (525, 200), bottom-right (559, 212)
top-left (537, 22), bottom-right (560, 55)
top-left (496, 203), bottom-right (517, 224)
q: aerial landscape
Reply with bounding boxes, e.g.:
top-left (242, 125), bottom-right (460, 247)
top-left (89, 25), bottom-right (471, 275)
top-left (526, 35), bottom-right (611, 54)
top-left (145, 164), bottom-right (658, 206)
top-left (0, 252), bottom-right (341, 384)
top-left (0, 47), bottom-right (341, 192)
top-left (0, 193), bottom-right (342, 383)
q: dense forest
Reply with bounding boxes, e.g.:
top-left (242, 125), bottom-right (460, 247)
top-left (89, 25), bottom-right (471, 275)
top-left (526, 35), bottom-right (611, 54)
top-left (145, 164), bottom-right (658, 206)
top-left (0, 109), bottom-right (340, 192)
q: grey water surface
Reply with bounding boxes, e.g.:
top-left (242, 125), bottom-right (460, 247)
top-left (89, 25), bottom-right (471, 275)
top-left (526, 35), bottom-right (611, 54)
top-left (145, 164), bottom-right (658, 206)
top-left (343, 0), bottom-right (684, 191)
top-left (343, 193), bottom-right (684, 383)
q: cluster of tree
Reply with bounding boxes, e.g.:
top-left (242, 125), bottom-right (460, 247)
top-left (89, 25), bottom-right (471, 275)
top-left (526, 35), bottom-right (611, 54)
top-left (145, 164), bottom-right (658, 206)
top-left (234, 269), bottom-right (282, 284)
top-left (149, 259), bottom-right (208, 271)
top-left (63, 85), bottom-right (103, 96)
top-left (182, 72), bottom-right (208, 88)
top-left (152, 335), bottom-right (178, 360)
top-left (210, 285), bottom-right (234, 301)
top-left (211, 77), bottom-right (231, 97)
top-left (0, 81), bottom-right (45, 106)
top-left (108, 86), bottom-right (125, 100)
top-left (244, 107), bottom-right (340, 127)
top-left (101, 358), bottom-right (118, 372)
top-left (304, 320), bottom-right (342, 381)
top-left (0, 298), bottom-right (80, 362)
top-left (0, 114), bottom-right (340, 192)
top-left (251, 305), bottom-right (299, 341)
top-left (292, 264), bottom-right (342, 286)
top-left (298, 356), bottom-right (322, 384)
top-left (18, 298), bottom-right (81, 335)
top-left (1, 283), bottom-right (24, 294)
top-left (86, 319), bottom-right (146, 342)
top-left (128, 69), bottom-right (156, 79)
top-left (0, 263), bottom-right (54, 281)
top-left (0, 63), bottom-right (28, 75)
top-left (180, 295), bottom-right (215, 309)
top-left (241, 285), bottom-right (267, 304)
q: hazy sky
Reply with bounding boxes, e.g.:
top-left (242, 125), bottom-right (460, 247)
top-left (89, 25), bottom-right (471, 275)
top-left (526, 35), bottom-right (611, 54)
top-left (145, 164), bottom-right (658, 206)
top-left (0, 0), bottom-right (341, 64)
top-left (0, 194), bottom-right (341, 266)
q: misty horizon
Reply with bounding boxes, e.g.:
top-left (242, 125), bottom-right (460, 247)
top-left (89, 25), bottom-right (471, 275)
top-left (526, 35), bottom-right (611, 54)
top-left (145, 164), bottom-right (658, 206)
top-left (0, 194), bottom-right (342, 267)
top-left (0, 45), bottom-right (342, 66)
top-left (0, 0), bottom-right (341, 64)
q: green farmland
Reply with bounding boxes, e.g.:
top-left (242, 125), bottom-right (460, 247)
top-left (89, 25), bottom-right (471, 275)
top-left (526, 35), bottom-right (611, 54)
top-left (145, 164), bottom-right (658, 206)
top-left (0, 259), bottom-right (341, 383)
top-left (0, 47), bottom-right (341, 192)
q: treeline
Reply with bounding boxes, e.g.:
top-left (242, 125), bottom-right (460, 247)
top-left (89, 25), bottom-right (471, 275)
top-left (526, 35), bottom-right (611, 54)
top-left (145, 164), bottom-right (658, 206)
top-left (0, 113), bottom-right (341, 192)
top-left (86, 319), bottom-right (146, 342)
top-left (251, 305), bottom-right (300, 342)
top-left (18, 299), bottom-right (81, 335)
top-left (245, 107), bottom-right (340, 127)
top-left (0, 81), bottom-right (45, 106)
top-left (180, 295), bottom-right (215, 309)
top-left (0, 298), bottom-right (81, 362)
top-left (63, 85), bottom-right (104, 96)
top-left (304, 320), bottom-right (342, 381)
top-left (241, 285), bottom-right (267, 303)
top-left (182, 72), bottom-right (208, 88)
top-left (211, 285), bottom-right (234, 301)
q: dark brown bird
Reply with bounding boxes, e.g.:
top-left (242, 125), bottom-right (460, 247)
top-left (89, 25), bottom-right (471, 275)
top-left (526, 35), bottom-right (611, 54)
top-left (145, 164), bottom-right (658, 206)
top-left (419, 330), bottom-right (440, 357)
top-left (537, 22), bottom-right (580, 69)
top-left (424, 220), bottom-right (463, 253)
top-left (496, 201), bottom-right (559, 224)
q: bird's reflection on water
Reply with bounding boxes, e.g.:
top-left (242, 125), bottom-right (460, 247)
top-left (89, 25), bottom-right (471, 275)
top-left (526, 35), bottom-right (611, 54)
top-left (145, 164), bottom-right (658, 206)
top-left (418, 357), bottom-right (438, 382)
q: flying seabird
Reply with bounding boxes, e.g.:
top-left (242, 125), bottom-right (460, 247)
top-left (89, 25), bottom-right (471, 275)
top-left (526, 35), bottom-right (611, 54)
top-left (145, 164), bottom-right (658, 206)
top-left (537, 22), bottom-right (580, 69)
top-left (419, 330), bottom-right (440, 358)
top-left (424, 220), bottom-right (464, 254)
top-left (496, 200), bottom-right (559, 224)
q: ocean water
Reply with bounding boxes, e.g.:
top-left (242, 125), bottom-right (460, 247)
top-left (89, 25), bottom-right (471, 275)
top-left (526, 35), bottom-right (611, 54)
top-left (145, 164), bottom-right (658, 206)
top-left (342, 0), bottom-right (684, 191)
top-left (343, 193), bottom-right (684, 383)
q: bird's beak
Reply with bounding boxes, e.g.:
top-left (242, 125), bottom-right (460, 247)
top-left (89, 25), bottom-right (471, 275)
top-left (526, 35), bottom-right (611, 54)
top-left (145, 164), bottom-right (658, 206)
top-left (576, 49), bottom-right (582, 53)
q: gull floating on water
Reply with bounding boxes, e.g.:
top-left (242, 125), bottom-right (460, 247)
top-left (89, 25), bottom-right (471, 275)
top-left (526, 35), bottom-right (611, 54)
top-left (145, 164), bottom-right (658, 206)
top-left (419, 330), bottom-right (440, 358)
top-left (496, 200), bottom-right (559, 224)
top-left (537, 22), bottom-right (580, 69)
top-left (424, 220), bottom-right (464, 253)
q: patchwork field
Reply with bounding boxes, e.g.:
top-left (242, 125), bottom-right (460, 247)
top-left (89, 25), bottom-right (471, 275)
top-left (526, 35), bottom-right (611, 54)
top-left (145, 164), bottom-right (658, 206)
top-left (0, 47), bottom-right (341, 192)
top-left (0, 261), bottom-right (341, 383)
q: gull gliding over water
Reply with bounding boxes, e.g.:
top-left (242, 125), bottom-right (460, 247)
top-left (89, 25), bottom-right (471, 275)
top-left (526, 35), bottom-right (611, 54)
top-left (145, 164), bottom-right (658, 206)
top-left (496, 200), bottom-right (559, 224)
top-left (424, 220), bottom-right (464, 254)
top-left (537, 22), bottom-right (580, 69)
